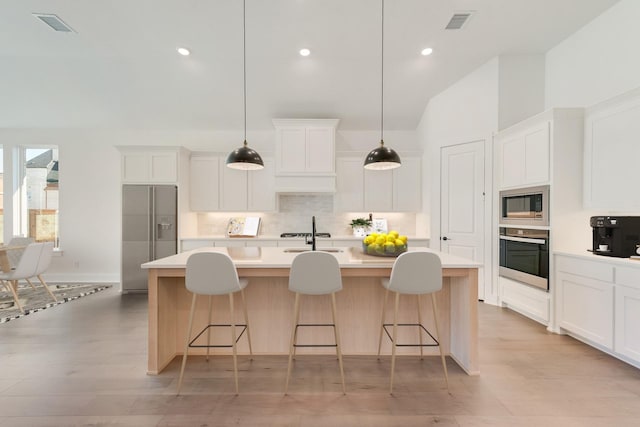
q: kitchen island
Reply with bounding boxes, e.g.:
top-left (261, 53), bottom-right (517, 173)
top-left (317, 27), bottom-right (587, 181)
top-left (142, 246), bottom-right (481, 375)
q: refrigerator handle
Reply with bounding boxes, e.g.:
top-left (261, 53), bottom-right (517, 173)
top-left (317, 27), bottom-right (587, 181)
top-left (149, 186), bottom-right (155, 260)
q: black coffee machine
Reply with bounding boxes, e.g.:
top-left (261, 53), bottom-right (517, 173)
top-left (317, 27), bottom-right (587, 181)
top-left (591, 216), bottom-right (640, 258)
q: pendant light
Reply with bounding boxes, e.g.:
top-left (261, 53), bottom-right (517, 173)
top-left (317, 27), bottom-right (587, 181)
top-left (226, 0), bottom-right (264, 170)
top-left (364, 0), bottom-right (401, 170)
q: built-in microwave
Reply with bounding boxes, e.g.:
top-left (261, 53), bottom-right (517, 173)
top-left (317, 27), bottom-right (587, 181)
top-left (499, 185), bottom-right (549, 227)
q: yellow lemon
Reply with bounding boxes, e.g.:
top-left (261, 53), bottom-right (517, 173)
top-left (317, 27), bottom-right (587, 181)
top-left (375, 236), bottom-right (386, 245)
top-left (384, 242), bottom-right (396, 253)
top-left (386, 235), bottom-right (395, 242)
top-left (399, 235), bottom-right (408, 243)
top-left (389, 230), bottom-right (399, 238)
top-left (394, 239), bottom-right (404, 247)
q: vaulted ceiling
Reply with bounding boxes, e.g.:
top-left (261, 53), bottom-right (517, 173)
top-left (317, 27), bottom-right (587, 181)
top-left (0, 0), bottom-right (619, 131)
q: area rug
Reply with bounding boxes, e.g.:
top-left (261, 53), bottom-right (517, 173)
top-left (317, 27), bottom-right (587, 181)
top-left (0, 283), bottom-right (113, 324)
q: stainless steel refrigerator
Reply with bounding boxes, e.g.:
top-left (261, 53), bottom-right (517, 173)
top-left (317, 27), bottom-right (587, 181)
top-left (121, 185), bottom-right (177, 293)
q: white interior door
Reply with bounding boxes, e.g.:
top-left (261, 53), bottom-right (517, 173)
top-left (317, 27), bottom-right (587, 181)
top-left (441, 140), bottom-right (485, 299)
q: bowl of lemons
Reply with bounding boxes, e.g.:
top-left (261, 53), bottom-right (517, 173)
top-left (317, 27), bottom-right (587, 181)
top-left (362, 231), bottom-right (408, 257)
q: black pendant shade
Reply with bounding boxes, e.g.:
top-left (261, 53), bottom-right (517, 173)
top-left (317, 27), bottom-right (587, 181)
top-left (364, 140), bottom-right (401, 170)
top-left (226, 140), bottom-right (264, 170)
top-left (225, 0), bottom-right (264, 171)
top-left (364, 0), bottom-right (401, 171)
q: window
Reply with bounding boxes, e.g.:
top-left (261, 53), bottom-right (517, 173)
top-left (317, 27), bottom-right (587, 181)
top-left (23, 148), bottom-right (59, 247)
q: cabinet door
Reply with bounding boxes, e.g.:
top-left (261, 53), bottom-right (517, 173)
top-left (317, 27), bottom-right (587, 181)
top-left (393, 157), bottom-right (421, 211)
top-left (557, 271), bottom-right (614, 349)
top-left (523, 122), bottom-right (550, 184)
top-left (500, 136), bottom-right (525, 188)
top-left (150, 151), bottom-right (178, 182)
top-left (122, 152), bottom-right (150, 183)
top-left (615, 285), bottom-right (640, 361)
top-left (189, 156), bottom-right (219, 211)
top-left (248, 158), bottom-right (276, 211)
top-left (219, 158), bottom-right (248, 211)
top-left (306, 127), bottom-right (334, 173)
top-left (277, 128), bottom-right (306, 173)
top-left (364, 169), bottom-right (393, 211)
top-left (335, 158), bottom-right (364, 212)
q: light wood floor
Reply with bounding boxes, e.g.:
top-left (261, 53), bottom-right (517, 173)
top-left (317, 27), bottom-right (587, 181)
top-left (1, 287), bottom-right (640, 426)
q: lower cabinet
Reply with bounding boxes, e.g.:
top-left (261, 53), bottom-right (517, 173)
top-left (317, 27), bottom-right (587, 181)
top-left (556, 271), bottom-right (614, 349)
top-left (554, 254), bottom-right (640, 368)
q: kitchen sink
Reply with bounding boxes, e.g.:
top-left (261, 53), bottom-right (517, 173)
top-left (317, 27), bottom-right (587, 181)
top-left (282, 248), bottom-right (343, 253)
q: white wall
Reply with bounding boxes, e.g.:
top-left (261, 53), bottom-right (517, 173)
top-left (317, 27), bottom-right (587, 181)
top-left (417, 57), bottom-right (499, 302)
top-left (499, 55), bottom-right (545, 130)
top-left (545, 0), bottom-right (640, 109)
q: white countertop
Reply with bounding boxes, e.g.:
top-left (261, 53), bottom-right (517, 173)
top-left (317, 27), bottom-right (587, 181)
top-left (142, 246), bottom-right (479, 270)
top-left (554, 249), bottom-right (640, 267)
top-left (180, 235), bottom-right (430, 241)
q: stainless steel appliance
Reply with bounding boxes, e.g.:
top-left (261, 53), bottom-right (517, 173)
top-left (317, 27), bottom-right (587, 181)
top-left (499, 185), bottom-right (549, 227)
top-left (499, 227), bottom-right (549, 290)
top-left (591, 216), bottom-right (640, 258)
top-left (122, 185), bottom-right (177, 293)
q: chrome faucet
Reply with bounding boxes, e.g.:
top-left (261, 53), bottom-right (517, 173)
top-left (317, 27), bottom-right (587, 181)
top-left (306, 216), bottom-right (317, 251)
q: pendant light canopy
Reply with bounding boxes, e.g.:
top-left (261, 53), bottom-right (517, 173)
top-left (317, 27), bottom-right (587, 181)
top-left (364, 0), bottom-right (401, 171)
top-left (226, 0), bottom-right (264, 171)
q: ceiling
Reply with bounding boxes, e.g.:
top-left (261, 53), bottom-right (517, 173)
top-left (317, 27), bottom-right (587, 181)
top-left (0, 0), bottom-right (619, 131)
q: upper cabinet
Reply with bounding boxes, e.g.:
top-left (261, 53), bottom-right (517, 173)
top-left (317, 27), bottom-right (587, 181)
top-left (335, 155), bottom-right (421, 212)
top-left (119, 147), bottom-right (183, 184)
top-left (584, 88), bottom-right (640, 210)
top-left (497, 121), bottom-right (550, 189)
top-left (273, 119), bottom-right (339, 192)
top-left (189, 154), bottom-right (276, 212)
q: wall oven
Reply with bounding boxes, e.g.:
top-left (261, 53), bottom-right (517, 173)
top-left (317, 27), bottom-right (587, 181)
top-left (499, 227), bottom-right (549, 291)
top-left (499, 185), bottom-right (549, 227)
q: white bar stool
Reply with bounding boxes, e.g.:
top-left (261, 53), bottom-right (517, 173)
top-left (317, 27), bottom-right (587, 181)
top-left (377, 251), bottom-right (449, 394)
top-left (284, 251), bottom-right (346, 395)
top-left (177, 252), bottom-right (253, 395)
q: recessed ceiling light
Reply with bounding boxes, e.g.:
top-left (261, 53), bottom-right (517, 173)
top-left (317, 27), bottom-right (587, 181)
top-left (177, 47), bottom-right (191, 56)
top-left (421, 47), bottom-right (433, 56)
top-left (299, 48), bottom-right (311, 57)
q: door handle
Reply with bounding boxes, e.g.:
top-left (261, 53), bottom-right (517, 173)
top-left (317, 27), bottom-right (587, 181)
top-left (442, 236), bottom-right (450, 241)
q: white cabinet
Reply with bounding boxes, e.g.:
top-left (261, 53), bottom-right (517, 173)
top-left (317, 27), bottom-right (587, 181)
top-left (120, 149), bottom-right (179, 183)
top-left (189, 155), bottom-right (275, 212)
top-left (248, 158), bottom-right (276, 212)
top-left (497, 121), bottom-right (549, 189)
top-left (335, 156), bottom-right (421, 212)
top-left (335, 158), bottom-right (364, 212)
top-left (273, 119), bottom-right (339, 193)
top-left (615, 284), bottom-right (640, 361)
top-left (556, 271), bottom-right (614, 349)
top-left (554, 254), bottom-right (640, 369)
top-left (584, 88), bottom-right (640, 210)
top-left (274, 119), bottom-right (338, 175)
top-left (220, 159), bottom-right (248, 211)
top-left (392, 157), bottom-right (422, 212)
top-left (189, 156), bottom-right (219, 211)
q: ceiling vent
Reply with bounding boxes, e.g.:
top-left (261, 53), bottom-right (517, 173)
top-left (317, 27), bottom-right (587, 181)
top-left (445, 11), bottom-right (473, 30)
top-left (33, 13), bottom-right (75, 33)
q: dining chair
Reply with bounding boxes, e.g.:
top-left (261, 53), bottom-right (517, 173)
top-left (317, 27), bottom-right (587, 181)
top-left (177, 251), bottom-right (253, 395)
top-left (0, 243), bottom-right (43, 313)
top-left (5, 237), bottom-right (35, 269)
top-left (284, 251), bottom-right (346, 395)
top-left (377, 251), bottom-right (449, 394)
top-left (26, 242), bottom-right (57, 302)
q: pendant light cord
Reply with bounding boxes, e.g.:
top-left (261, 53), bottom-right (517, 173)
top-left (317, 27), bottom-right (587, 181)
top-left (243, 0), bottom-right (247, 145)
top-left (380, 0), bottom-right (384, 146)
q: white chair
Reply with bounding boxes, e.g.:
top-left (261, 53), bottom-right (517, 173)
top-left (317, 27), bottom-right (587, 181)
top-left (284, 251), bottom-right (346, 395)
top-left (26, 242), bottom-right (57, 302)
top-left (0, 243), bottom-right (43, 313)
top-left (177, 252), bottom-right (253, 395)
top-left (377, 251), bottom-right (449, 394)
top-left (6, 237), bottom-right (35, 269)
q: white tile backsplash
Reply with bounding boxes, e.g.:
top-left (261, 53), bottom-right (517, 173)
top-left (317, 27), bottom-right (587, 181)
top-left (196, 195), bottom-right (418, 237)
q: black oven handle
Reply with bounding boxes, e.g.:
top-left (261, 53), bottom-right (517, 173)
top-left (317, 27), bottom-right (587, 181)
top-left (499, 235), bottom-right (546, 245)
